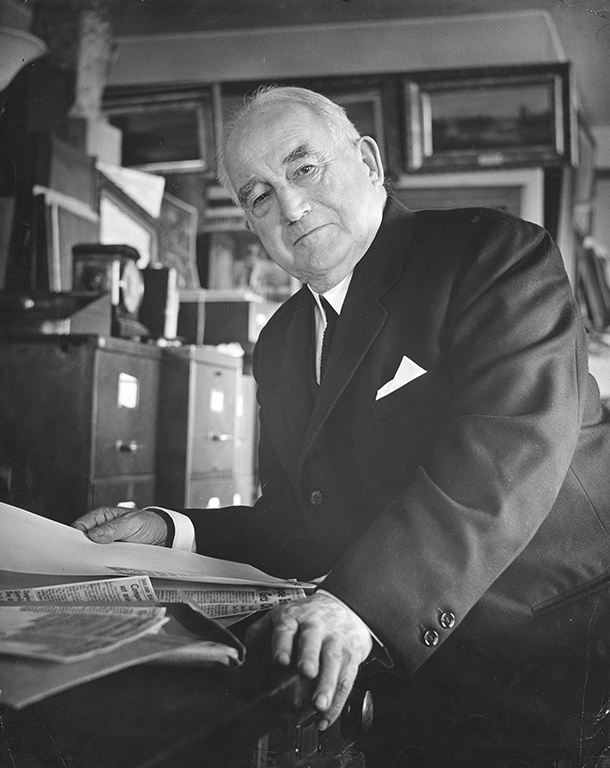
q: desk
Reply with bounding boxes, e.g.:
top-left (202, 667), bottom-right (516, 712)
top-left (1, 645), bottom-right (370, 768)
top-left (0, 574), bottom-right (370, 768)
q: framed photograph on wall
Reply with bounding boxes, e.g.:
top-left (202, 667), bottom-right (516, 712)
top-left (404, 64), bottom-right (573, 172)
top-left (104, 86), bottom-right (216, 174)
top-left (333, 89), bottom-right (387, 165)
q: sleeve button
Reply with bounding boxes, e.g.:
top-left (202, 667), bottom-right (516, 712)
top-left (310, 490), bottom-right (324, 506)
top-left (439, 611), bottom-right (456, 629)
top-left (422, 628), bottom-right (439, 647)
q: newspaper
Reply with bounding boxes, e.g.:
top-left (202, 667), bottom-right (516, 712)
top-left (0, 574), bottom-right (248, 709)
top-left (0, 575), bottom-right (157, 603)
top-left (154, 581), bottom-right (307, 619)
top-left (0, 604), bottom-right (169, 663)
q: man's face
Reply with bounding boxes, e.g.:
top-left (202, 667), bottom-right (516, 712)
top-left (225, 102), bottom-right (386, 293)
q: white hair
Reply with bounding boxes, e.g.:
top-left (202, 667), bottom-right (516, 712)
top-left (217, 85), bottom-right (361, 202)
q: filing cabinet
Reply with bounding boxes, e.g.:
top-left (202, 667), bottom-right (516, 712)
top-left (156, 345), bottom-right (256, 509)
top-left (0, 335), bottom-right (161, 524)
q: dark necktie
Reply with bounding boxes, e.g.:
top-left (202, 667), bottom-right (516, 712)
top-left (320, 296), bottom-right (339, 382)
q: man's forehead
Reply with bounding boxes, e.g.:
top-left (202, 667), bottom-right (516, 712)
top-left (228, 105), bottom-right (329, 190)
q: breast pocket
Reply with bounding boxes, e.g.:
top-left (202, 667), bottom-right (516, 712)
top-left (372, 371), bottom-right (433, 422)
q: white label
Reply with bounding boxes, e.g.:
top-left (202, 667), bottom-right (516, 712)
top-left (210, 389), bottom-right (224, 413)
top-left (118, 372), bottom-right (139, 409)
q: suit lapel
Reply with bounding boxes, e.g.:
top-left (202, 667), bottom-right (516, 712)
top-left (299, 272), bottom-right (387, 464)
top-left (299, 198), bottom-right (417, 467)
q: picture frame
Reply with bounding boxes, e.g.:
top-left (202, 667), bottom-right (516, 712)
top-left (103, 86), bottom-right (215, 174)
top-left (404, 64), bottom-right (573, 172)
top-left (156, 192), bottom-right (200, 290)
top-left (394, 168), bottom-right (545, 227)
top-left (333, 89), bottom-right (387, 165)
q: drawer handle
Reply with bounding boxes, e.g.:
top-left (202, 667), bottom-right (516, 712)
top-left (115, 439), bottom-right (141, 453)
top-left (207, 432), bottom-right (232, 442)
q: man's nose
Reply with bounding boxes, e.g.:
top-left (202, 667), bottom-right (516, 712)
top-left (277, 186), bottom-right (311, 223)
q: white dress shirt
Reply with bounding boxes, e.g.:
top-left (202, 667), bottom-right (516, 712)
top-left (309, 272), bottom-right (353, 383)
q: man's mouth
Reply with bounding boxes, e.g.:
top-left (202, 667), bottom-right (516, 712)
top-left (294, 224), bottom-right (331, 245)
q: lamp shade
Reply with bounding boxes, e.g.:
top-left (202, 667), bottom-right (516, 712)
top-left (0, 26), bottom-right (46, 91)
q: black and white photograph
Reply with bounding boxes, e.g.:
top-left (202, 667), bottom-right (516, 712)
top-left (1, 1), bottom-right (610, 766)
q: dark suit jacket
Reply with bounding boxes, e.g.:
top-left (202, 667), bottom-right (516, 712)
top-left (188, 197), bottom-right (610, 681)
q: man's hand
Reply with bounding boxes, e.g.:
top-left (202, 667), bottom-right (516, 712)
top-left (246, 592), bottom-right (372, 730)
top-left (71, 507), bottom-right (168, 546)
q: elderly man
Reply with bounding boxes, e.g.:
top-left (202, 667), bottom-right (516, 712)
top-left (74, 86), bottom-right (610, 766)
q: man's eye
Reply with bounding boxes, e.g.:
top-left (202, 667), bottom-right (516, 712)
top-left (252, 191), bottom-right (270, 208)
top-left (295, 164), bottom-right (316, 177)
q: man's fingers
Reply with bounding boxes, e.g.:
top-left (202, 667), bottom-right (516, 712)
top-left (71, 508), bottom-right (167, 545)
top-left (86, 519), bottom-right (126, 543)
top-left (271, 613), bottom-right (300, 666)
top-left (261, 594), bottom-right (372, 730)
top-left (71, 507), bottom-right (123, 533)
top-left (296, 625), bottom-right (324, 679)
top-left (314, 643), bottom-right (359, 730)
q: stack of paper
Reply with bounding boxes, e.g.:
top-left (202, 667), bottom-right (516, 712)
top-left (0, 502), bottom-right (313, 709)
top-left (0, 500), bottom-right (312, 589)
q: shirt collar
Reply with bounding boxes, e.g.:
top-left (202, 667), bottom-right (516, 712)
top-left (308, 271), bottom-right (353, 316)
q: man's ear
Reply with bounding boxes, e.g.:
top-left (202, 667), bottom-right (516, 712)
top-left (358, 136), bottom-right (385, 189)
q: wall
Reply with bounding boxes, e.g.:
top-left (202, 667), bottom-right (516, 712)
top-left (107, 12), bottom-right (564, 87)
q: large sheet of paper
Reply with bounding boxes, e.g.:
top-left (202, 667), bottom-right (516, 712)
top-left (0, 502), bottom-right (306, 587)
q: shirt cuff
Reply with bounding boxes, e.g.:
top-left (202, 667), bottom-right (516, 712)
top-left (144, 507), bottom-right (197, 552)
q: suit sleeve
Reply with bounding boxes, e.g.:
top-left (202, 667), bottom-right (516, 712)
top-left (320, 215), bottom-right (590, 674)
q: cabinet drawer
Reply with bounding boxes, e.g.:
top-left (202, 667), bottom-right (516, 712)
top-left (91, 475), bottom-right (156, 510)
top-left (94, 349), bottom-right (159, 476)
top-left (191, 363), bottom-right (238, 475)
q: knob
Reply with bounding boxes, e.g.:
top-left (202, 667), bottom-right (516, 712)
top-left (207, 432), bottom-right (232, 442)
top-left (115, 439), bottom-right (139, 453)
top-left (340, 688), bottom-right (374, 737)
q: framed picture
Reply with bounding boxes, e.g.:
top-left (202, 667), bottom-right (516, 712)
top-left (394, 168), bottom-right (545, 227)
top-left (334, 89), bottom-right (386, 164)
top-left (157, 192), bottom-right (200, 290)
top-left (103, 86), bottom-right (215, 174)
top-left (404, 64), bottom-right (573, 172)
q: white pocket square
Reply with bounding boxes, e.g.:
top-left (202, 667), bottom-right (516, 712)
top-left (376, 356), bottom-right (427, 400)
